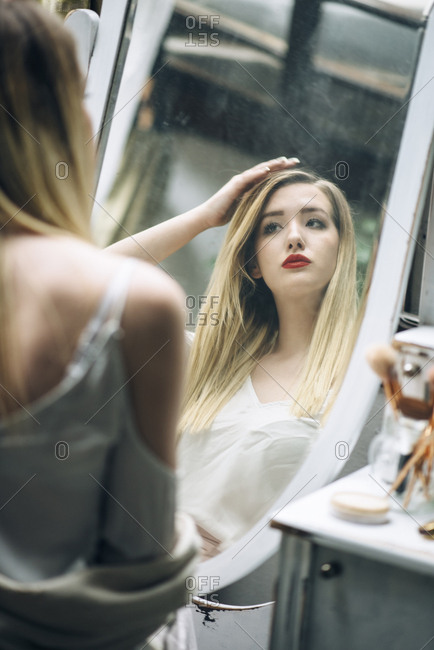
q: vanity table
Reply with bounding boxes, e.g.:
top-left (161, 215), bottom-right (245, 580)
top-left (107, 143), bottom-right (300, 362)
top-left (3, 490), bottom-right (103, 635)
top-left (270, 466), bottom-right (434, 650)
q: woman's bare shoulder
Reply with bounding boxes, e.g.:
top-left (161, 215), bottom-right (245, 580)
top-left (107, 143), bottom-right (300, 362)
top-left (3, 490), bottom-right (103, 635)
top-left (3, 234), bottom-right (185, 405)
top-left (7, 233), bottom-right (185, 338)
top-left (11, 233), bottom-right (181, 300)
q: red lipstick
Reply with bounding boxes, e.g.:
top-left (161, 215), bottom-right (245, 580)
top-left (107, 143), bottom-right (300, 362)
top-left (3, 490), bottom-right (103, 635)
top-left (282, 254), bottom-right (311, 269)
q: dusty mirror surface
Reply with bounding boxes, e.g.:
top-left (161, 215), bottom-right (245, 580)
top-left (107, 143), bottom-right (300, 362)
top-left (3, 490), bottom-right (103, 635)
top-left (94, 0), bottom-right (421, 296)
top-left (92, 0), bottom-right (425, 554)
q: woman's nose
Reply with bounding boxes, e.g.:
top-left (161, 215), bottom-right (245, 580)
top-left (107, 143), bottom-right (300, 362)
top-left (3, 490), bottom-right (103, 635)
top-left (286, 223), bottom-right (305, 249)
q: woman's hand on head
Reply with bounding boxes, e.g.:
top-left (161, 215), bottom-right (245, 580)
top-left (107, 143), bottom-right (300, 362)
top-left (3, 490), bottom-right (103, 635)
top-left (107, 157), bottom-right (299, 264)
top-left (200, 156), bottom-right (300, 229)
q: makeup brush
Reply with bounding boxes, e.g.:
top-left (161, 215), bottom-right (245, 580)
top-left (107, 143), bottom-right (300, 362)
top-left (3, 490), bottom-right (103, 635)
top-left (366, 343), bottom-right (409, 494)
top-left (365, 343), bottom-right (400, 416)
top-left (389, 423), bottom-right (434, 499)
top-left (389, 365), bottom-right (434, 499)
top-left (421, 365), bottom-right (434, 482)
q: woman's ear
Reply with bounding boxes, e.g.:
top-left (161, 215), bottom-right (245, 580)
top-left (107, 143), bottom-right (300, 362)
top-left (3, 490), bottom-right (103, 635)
top-left (249, 259), bottom-right (262, 279)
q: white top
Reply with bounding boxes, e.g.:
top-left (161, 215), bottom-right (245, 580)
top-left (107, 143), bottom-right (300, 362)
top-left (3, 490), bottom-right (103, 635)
top-left (0, 261), bottom-right (176, 582)
top-left (177, 364), bottom-right (320, 551)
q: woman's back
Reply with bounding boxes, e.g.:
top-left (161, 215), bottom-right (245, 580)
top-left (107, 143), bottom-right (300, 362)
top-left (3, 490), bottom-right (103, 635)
top-left (0, 3), bottom-right (193, 642)
top-left (0, 235), bottom-right (184, 581)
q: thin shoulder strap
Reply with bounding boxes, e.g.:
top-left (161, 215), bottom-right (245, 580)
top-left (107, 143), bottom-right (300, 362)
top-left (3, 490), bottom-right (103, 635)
top-left (74, 259), bottom-right (138, 355)
top-left (91, 258), bottom-right (138, 329)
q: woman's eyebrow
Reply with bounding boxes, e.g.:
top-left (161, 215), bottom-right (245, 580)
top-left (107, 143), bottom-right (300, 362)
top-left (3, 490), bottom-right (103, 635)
top-left (300, 206), bottom-right (330, 217)
top-left (261, 206), bottom-right (330, 220)
top-left (260, 210), bottom-right (284, 219)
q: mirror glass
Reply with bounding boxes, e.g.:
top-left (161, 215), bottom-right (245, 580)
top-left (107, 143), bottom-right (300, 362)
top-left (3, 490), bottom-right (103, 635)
top-left (93, 0), bottom-right (424, 553)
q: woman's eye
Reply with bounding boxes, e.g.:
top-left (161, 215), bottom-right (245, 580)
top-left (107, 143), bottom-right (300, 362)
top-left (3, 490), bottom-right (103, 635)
top-left (263, 222), bottom-right (282, 235)
top-left (306, 218), bottom-right (326, 229)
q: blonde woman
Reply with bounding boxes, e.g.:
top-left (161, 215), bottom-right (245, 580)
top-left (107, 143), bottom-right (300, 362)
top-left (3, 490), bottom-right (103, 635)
top-left (0, 2), bottom-right (195, 646)
top-left (114, 165), bottom-right (358, 556)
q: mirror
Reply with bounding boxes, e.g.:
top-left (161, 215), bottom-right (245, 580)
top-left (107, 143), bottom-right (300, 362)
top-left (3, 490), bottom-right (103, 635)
top-left (94, 0), bottom-right (421, 293)
top-left (90, 0), bottom-right (434, 600)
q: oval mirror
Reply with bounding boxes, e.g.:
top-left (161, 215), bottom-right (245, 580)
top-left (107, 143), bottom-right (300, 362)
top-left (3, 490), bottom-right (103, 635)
top-left (83, 0), bottom-right (434, 640)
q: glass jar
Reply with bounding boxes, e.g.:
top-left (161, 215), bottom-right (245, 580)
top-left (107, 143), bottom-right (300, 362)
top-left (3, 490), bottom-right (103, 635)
top-left (369, 406), bottom-right (430, 504)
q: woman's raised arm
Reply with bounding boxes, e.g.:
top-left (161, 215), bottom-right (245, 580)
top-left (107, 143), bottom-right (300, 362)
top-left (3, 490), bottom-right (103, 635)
top-left (107, 157), bottom-right (299, 264)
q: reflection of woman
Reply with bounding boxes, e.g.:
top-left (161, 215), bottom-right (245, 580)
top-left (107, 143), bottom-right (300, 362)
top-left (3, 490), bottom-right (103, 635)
top-left (114, 163), bottom-right (358, 557)
top-left (0, 3), bottom-right (193, 645)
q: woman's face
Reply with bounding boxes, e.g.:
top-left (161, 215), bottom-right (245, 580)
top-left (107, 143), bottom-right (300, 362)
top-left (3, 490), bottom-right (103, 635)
top-left (251, 183), bottom-right (340, 305)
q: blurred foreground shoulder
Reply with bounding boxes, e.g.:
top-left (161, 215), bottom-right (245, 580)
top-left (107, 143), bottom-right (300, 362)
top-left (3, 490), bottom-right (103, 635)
top-left (122, 261), bottom-right (186, 339)
top-left (116, 260), bottom-right (185, 465)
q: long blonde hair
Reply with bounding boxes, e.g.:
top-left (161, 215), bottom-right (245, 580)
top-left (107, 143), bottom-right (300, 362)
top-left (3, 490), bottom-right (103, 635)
top-left (0, 0), bottom-right (94, 414)
top-left (180, 169), bottom-right (358, 432)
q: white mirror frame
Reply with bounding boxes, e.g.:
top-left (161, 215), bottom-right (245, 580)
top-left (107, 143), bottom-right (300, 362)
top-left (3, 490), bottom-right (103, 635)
top-left (199, 2), bottom-right (434, 591)
top-left (64, 9), bottom-right (99, 78)
top-left (81, 0), bottom-right (133, 138)
top-left (90, 0), bottom-right (174, 208)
